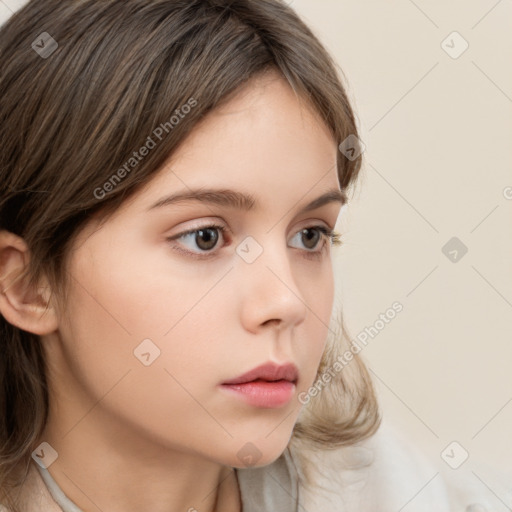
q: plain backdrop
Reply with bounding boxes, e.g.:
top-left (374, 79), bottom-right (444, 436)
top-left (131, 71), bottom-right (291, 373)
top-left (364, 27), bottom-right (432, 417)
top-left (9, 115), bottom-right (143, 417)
top-left (1, 0), bottom-right (511, 495)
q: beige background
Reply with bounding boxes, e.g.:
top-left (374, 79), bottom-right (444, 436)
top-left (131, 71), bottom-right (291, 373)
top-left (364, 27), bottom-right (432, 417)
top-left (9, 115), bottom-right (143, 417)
top-left (1, 0), bottom-right (511, 496)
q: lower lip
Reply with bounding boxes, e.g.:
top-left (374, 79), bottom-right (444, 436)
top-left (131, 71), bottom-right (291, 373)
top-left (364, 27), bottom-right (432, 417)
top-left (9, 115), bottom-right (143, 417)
top-left (220, 379), bottom-right (296, 408)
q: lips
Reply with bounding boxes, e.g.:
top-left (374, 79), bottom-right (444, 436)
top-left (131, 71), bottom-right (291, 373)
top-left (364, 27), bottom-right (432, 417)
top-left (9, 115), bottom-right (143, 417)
top-left (221, 362), bottom-right (299, 385)
top-left (220, 362), bottom-right (299, 408)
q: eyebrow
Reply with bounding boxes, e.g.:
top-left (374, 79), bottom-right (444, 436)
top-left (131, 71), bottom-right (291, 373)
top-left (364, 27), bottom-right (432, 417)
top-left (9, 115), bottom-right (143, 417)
top-left (147, 187), bottom-right (347, 213)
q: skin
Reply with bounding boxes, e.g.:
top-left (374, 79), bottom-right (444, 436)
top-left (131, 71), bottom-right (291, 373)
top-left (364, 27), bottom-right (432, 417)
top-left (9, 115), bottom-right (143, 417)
top-left (0, 70), bottom-right (343, 512)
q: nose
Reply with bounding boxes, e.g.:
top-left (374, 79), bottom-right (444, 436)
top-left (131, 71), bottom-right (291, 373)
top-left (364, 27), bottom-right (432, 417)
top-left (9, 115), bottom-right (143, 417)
top-left (237, 235), bottom-right (308, 333)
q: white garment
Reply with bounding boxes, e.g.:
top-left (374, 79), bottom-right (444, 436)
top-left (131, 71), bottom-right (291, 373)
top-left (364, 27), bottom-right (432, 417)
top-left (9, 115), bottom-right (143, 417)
top-left (295, 422), bottom-right (512, 512)
top-left (1, 421), bottom-right (510, 511)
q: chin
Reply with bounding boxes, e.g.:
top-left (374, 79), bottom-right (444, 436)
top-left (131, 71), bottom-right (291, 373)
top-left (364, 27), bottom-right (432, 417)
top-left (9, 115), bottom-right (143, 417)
top-left (222, 436), bottom-right (291, 469)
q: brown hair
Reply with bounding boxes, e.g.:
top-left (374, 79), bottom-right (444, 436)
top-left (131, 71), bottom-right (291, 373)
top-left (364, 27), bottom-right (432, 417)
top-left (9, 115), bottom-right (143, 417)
top-left (0, 0), bottom-right (380, 509)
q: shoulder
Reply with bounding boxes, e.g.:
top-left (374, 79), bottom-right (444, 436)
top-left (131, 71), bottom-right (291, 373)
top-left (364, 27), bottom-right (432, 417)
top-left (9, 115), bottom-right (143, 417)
top-left (293, 421), bottom-right (512, 511)
top-left (0, 461), bottom-right (63, 512)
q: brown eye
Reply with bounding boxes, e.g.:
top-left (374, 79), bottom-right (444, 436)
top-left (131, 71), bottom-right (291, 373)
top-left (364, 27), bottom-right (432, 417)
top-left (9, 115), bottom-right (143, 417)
top-left (194, 228), bottom-right (219, 251)
top-left (288, 225), bottom-right (340, 260)
top-left (300, 228), bottom-right (321, 250)
top-left (167, 223), bottom-right (337, 261)
top-left (166, 224), bottom-right (228, 258)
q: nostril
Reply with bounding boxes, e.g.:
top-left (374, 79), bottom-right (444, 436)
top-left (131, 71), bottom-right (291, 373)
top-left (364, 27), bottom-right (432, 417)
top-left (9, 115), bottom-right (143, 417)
top-left (262, 318), bottom-right (281, 328)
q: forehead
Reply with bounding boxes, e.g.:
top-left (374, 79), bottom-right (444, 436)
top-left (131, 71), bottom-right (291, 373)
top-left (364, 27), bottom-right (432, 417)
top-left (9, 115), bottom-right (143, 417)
top-left (132, 73), bottom-right (339, 208)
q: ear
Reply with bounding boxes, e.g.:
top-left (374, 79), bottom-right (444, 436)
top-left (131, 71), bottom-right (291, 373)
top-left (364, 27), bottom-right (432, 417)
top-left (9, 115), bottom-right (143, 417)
top-left (0, 229), bottom-right (58, 335)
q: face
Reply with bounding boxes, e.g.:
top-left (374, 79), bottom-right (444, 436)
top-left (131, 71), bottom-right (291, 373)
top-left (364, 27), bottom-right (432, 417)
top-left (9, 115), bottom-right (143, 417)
top-left (44, 71), bottom-right (343, 468)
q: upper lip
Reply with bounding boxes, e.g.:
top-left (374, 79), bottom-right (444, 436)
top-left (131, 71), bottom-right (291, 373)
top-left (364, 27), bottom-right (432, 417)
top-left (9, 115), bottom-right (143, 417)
top-left (221, 362), bottom-right (299, 385)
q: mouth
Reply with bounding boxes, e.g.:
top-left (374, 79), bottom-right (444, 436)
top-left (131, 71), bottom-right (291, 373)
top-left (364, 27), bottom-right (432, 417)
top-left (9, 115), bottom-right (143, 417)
top-left (220, 362), bottom-right (299, 408)
top-left (219, 379), bottom-right (297, 408)
top-left (221, 362), bottom-right (299, 386)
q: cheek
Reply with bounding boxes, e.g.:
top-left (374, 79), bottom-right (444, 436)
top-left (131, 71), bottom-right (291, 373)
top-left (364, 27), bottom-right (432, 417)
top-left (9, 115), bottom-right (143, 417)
top-left (65, 233), bottom-right (228, 347)
top-left (296, 267), bottom-right (335, 383)
top-left (55, 246), bottom-right (233, 439)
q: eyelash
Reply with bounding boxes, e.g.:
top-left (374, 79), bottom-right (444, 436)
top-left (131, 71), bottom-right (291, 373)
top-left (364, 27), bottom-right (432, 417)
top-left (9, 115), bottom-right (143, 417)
top-left (166, 224), bottom-right (343, 261)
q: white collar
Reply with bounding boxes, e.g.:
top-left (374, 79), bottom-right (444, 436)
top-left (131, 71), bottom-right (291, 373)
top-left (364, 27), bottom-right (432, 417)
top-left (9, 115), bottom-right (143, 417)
top-left (33, 448), bottom-right (298, 512)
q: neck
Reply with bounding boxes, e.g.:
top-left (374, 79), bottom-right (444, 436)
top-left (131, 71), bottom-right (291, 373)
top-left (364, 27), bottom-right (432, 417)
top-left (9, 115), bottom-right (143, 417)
top-left (36, 408), bottom-right (241, 512)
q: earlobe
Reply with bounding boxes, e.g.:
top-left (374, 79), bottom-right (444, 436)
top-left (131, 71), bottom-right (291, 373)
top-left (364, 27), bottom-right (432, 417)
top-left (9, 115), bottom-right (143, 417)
top-left (0, 230), bottom-right (58, 336)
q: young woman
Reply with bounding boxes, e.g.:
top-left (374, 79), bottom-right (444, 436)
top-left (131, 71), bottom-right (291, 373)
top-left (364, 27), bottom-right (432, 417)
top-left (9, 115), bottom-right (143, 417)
top-left (0, 1), bottom-right (506, 511)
